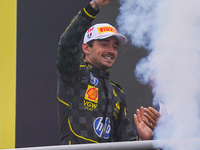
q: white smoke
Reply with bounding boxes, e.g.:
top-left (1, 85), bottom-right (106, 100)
top-left (117, 0), bottom-right (200, 149)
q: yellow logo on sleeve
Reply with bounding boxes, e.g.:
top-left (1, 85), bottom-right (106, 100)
top-left (115, 101), bottom-right (120, 110)
top-left (113, 89), bottom-right (117, 97)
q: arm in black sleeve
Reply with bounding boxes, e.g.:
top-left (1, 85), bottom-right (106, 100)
top-left (56, 4), bottom-right (99, 84)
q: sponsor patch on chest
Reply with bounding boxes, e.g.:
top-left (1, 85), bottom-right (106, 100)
top-left (84, 85), bottom-right (98, 111)
top-left (93, 117), bottom-right (111, 139)
top-left (84, 85), bottom-right (98, 103)
top-left (83, 100), bottom-right (97, 111)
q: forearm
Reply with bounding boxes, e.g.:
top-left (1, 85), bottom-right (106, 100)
top-left (58, 4), bottom-right (98, 48)
top-left (56, 4), bottom-right (99, 80)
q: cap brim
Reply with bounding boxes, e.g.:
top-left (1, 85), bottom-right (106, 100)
top-left (94, 34), bottom-right (127, 45)
top-left (115, 34), bottom-right (127, 45)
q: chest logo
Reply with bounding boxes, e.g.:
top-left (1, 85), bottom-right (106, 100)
top-left (90, 72), bottom-right (98, 86)
top-left (84, 85), bottom-right (98, 103)
top-left (93, 117), bottom-right (111, 139)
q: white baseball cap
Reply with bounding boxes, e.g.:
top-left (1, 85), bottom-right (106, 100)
top-left (83, 23), bottom-right (127, 45)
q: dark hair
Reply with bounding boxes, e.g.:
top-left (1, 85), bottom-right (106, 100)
top-left (87, 40), bottom-right (95, 48)
top-left (82, 40), bottom-right (95, 58)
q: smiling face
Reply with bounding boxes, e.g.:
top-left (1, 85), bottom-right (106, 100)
top-left (82, 36), bottom-right (119, 71)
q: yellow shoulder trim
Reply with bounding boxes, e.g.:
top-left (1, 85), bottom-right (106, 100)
top-left (110, 81), bottom-right (124, 93)
top-left (57, 96), bottom-right (69, 106)
top-left (68, 118), bottom-right (98, 143)
top-left (83, 8), bottom-right (96, 19)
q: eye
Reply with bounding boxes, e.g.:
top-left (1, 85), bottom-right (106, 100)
top-left (101, 43), bottom-right (107, 46)
top-left (113, 45), bottom-right (118, 50)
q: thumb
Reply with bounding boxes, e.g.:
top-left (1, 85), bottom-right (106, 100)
top-left (134, 114), bottom-right (139, 126)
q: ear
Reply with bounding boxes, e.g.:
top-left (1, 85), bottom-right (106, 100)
top-left (82, 43), bottom-right (90, 55)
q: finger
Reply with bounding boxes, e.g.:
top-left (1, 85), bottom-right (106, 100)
top-left (143, 118), bottom-right (154, 130)
top-left (140, 106), bottom-right (145, 117)
top-left (96, 0), bottom-right (115, 6)
top-left (136, 109), bottom-right (142, 123)
top-left (144, 112), bottom-right (156, 126)
top-left (144, 107), bottom-right (158, 122)
top-left (134, 114), bottom-right (139, 126)
top-left (142, 114), bottom-right (148, 123)
top-left (142, 113), bottom-right (155, 130)
top-left (148, 107), bottom-right (161, 118)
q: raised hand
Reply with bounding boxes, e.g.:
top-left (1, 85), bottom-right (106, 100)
top-left (143, 107), bottom-right (160, 130)
top-left (90, 0), bottom-right (115, 10)
top-left (134, 106), bottom-right (160, 140)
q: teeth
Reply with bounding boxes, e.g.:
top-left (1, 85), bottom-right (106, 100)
top-left (105, 57), bottom-right (111, 60)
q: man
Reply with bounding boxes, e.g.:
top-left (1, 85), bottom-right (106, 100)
top-left (57, 0), bottom-right (159, 145)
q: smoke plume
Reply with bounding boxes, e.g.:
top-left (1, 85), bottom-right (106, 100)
top-left (117, 0), bottom-right (200, 149)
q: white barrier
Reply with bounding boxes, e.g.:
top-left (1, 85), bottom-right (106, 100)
top-left (4, 138), bottom-right (200, 150)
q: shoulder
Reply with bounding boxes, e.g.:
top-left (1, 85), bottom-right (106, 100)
top-left (110, 80), bottom-right (124, 93)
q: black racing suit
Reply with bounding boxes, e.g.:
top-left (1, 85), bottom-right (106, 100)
top-left (57, 4), bottom-right (137, 145)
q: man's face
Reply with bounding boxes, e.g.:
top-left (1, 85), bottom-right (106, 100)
top-left (84, 36), bottom-right (119, 71)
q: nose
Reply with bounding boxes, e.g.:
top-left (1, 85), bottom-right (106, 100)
top-left (107, 44), bottom-right (117, 53)
top-left (108, 47), bottom-right (114, 53)
top-left (107, 46), bottom-right (117, 58)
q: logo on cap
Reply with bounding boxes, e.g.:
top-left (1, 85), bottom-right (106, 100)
top-left (87, 27), bottom-right (94, 33)
top-left (86, 27), bottom-right (94, 39)
top-left (97, 26), bottom-right (118, 34)
top-left (87, 32), bottom-right (92, 38)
